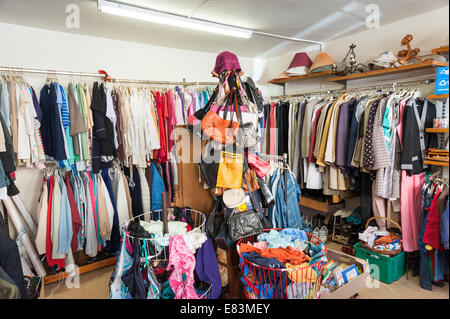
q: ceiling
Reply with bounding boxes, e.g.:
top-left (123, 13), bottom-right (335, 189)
top-left (0, 0), bottom-right (448, 58)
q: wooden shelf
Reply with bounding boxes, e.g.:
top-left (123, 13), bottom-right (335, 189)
top-left (300, 196), bottom-right (330, 213)
top-left (328, 60), bottom-right (448, 84)
top-left (43, 257), bottom-right (117, 285)
top-left (424, 160), bottom-right (449, 167)
top-left (432, 45), bottom-right (449, 55)
top-left (268, 70), bottom-right (336, 85)
top-left (426, 128), bottom-right (449, 133)
top-left (427, 94), bottom-right (449, 100)
top-left (299, 195), bottom-right (344, 213)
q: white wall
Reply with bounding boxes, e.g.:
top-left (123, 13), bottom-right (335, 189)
top-left (259, 6), bottom-right (450, 97)
top-left (0, 21), bottom-right (263, 219)
top-left (0, 21), bottom-right (262, 88)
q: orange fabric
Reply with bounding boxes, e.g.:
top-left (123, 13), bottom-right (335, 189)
top-left (239, 244), bottom-right (307, 266)
top-left (374, 233), bottom-right (400, 245)
top-left (240, 243), bottom-right (262, 254)
top-left (260, 247), bottom-right (307, 266)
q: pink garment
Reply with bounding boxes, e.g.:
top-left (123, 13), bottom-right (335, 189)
top-left (251, 241), bottom-right (268, 250)
top-left (166, 235), bottom-right (199, 299)
top-left (400, 171), bottom-right (425, 252)
top-left (187, 93), bottom-right (195, 118)
top-left (87, 172), bottom-right (101, 252)
top-left (269, 102), bottom-right (276, 155)
top-left (167, 90), bottom-right (177, 126)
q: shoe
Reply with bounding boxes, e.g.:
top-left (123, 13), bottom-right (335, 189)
top-left (318, 226), bottom-right (328, 243)
top-left (304, 215), bottom-right (313, 233)
top-left (312, 227), bottom-right (320, 239)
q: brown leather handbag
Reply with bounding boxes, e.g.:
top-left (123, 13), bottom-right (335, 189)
top-left (201, 88), bottom-right (240, 145)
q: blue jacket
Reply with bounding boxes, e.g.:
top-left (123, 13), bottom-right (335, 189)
top-left (58, 174), bottom-right (73, 255)
top-left (150, 162), bottom-right (166, 211)
top-left (102, 168), bottom-right (121, 254)
top-left (272, 170), bottom-right (302, 229)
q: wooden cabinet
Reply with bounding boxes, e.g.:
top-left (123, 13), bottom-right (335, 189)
top-left (172, 125), bottom-right (214, 216)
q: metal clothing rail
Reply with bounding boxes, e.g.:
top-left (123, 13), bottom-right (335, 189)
top-left (269, 79), bottom-right (435, 100)
top-left (0, 66), bottom-right (218, 87)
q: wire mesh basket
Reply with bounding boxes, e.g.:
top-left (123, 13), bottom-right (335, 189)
top-left (122, 208), bottom-right (206, 262)
top-left (237, 229), bottom-right (327, 299)
top-left (118, 208), bottom-right (211, 299)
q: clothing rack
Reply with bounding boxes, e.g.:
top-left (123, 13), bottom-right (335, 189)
top-left (269, 79), bottom-right (435, 100)
top-left (0, 66), bottom-right (218, 87)
top-left (261, 153), bottom-right (289, 204)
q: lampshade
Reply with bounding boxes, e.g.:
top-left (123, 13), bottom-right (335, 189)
top-left (309, 52), bottom-right (336, 73)
top-left (271, 71), bottom-right (291, 81)
top-left (286, 52), bottom-right (313, 75)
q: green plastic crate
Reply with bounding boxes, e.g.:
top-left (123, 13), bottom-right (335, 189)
top-left (354, 242), bottom-right (406, 284)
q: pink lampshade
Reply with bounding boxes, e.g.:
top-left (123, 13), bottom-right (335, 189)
top-left (286, 52), bottom-right (313, 75)
top-left (288, 52), bottom-right (313, 69)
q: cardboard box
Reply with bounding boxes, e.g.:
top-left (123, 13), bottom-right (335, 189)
top-left (321, 249), bottom-right (370, 299)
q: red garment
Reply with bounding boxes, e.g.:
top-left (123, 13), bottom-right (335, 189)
top-left (155, 92), bottom-right (167, 163)
top-left (423, 189), bottom-right (445, 250)
top-left (45, 177), bottom-right (65, 268)
top-left (165, 91), bottom-right (175, 153)
top-left (308, 106), bottom-right (323, 163)
top-left (45, 177), bottom-right (54, 266)
top-left (65, 173), bottom-right (81, 252)
top-left (162, 94), bottom-right (170, 154)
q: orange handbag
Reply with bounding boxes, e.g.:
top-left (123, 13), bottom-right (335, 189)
top-left (201, 88), bottom-right (240, 145)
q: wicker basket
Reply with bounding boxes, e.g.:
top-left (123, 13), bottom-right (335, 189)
top-left (359, 216), bottom-right (403, 257)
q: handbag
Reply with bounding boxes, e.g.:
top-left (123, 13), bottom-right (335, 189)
top-left (201, 141), bottom-right (248, 192)
top-left (233, 84), bottom-right (259, 149)
top-left (201, 88), bottom-right (240, 144)
top-left (227, 175), bottom-right (264, 242)
top-left (216, 150), bottom-right (244, 189)
top-left (199, 141), bottom-right (222, 189)
top-left (245, 152), bottom-right (271, 178)
top-left (206, 200), bottom-right (225, 240)
top-left (257, 177), bottom-right (275, 208)
top-left (236, 121), bottom-right (259, 149)
top-left (241, 168), bottom-right (260, 193)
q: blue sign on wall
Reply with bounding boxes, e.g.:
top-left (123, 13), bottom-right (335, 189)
top-left (435, 66), bottom-right (449, 95)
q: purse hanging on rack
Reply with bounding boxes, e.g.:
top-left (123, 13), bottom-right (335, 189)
top-left (257, 177), bottom-right (275, 208)
top-left (227, 175), bottom-right (264, 242)
top-left (201, 87), bottom-right (240, 145)
top-left (216, 149), bottom-right (244, 189)
top-left (245, 151), bottom-right (271, 178)
top-left (233, 76), bottom-right (259, 149)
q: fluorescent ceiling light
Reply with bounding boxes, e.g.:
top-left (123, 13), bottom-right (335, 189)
top-left (97, 0), bottom-right (253, 39)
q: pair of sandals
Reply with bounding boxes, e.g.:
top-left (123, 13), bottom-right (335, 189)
top-left (312, 226), bottom-right (328, 243)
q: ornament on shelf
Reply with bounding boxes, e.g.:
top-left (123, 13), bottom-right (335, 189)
top-left (397, 34), bottom-right (427, 65)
